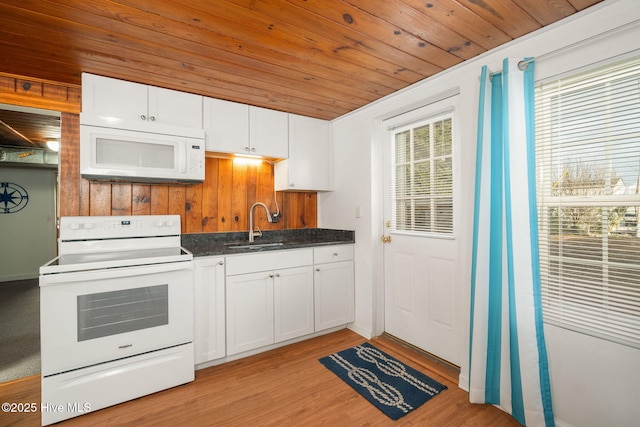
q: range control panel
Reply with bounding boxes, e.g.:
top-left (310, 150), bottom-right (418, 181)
top-left (59, 215), bottom-right (181, 240)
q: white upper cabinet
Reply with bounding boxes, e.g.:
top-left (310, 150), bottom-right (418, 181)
top-left (81, 73), bottom-right (203, 135)
top-left (204, 97), bottom-right (288, 159)
top-left (275, 114), bottom-right (332, 191)
top-left (203, 97), bottom-right (249, 155)
top-left (249, 106), bottom-right (288, 159)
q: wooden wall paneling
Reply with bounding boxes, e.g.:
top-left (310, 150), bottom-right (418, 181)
top-left (201, 158), bottom-right (219, 232)
top-left (0, 72), bottom-right (81, 113)
top-left (231, 162), bottom-right (248, 231)
top-left (245, 162), bottom-right (258, 227)
top-left (167, 186), bottom-right (186, 232)
top-left (217, 159), bottom-right (233, 232)
top-left (185, 183), bottom-right (203, 233)
top-left (303, 192), bottom-right (317, 228)
top-left (280, 192), bottom-right (317, 229)
top-left (132, 184), bottom-right (151, 215)
top-left (59, 112), bottom-right (81, 217)
top-left (80, 179), bottom-right (90, 216)
top-left (282, 193), bottom-right (299, 229)
top-left (111, 184), bottom-right (132, 216)
top-left (89, 183), bottom-right (112, 216)
top-left (150, 186), bottom-right (169, 215)
top-left (255, 161), bottom-right (278, 231)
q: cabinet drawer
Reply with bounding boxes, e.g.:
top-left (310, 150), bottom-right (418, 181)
top-left (226, 248), bottom-right (313, 275)
top-left (313, 245), bottom-right (353, 264)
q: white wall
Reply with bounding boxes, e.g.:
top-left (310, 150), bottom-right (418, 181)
top-left (319, 1), bottom-right (640, 426)
top-left (0, 166), bottom-right (57, 281)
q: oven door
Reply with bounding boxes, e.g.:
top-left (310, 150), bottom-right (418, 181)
top-left (40, 261), bottom-right (193, 377)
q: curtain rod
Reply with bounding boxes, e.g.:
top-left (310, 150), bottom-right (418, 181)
top-left (491, 18), bottom-right (640, 77)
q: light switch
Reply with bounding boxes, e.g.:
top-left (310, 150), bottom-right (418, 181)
top-left (355, 205), bottom-right (362, 218)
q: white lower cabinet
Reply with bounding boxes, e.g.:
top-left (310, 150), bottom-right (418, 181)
top-left (314, 245), bottom-right (355, 331)
top-left (194, 257), bottom-right (226, 364)
top-left (225, 249), bottom-right (314, 356)
top-left (194, 245), bottom-right (354, 363)
top-left (274, 266), bottom-right (315, 342)
top-left (226, 271), bottom-right (274, 355)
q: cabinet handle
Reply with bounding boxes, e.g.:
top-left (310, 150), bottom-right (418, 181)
top-left (269, 273), bottom-right (274, 278)
top-left (333, 253), bottom-right (338, 257)
top-left (251, 147), bottom-right (256, 152)
top-left (316, 268), bottom-right (320, 272)
top-left (140, 114), bottom-right (147, 121)
top-left (275, 273), bottom-right (280, 278)
top-left (244, 146), bottom-right (250, 152)
top-left (149, 116), bottom-right (156, 121)
top-left (218, 260), bottom-right (224, 265)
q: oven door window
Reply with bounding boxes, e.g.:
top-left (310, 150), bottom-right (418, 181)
top-left (77, 284), bottom-right (169, 341)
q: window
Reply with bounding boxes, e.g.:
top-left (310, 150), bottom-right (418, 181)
top-left (535, 56), bottom-right (640, 348)
top-left (390, 114), bottom-right (454, 235)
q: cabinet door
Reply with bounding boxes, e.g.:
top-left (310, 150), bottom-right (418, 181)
top-left (314, 260), bottom-right (355, 331)
top-left (226, 271), bottom-right (274, 355)
top-left (148, 86), bottom-right (203, 129)
top-left (250, 106), bottom-right (288, 159)
top-left (194, 257), bottom-right (226, 364)
top-left (203, 97), bottom-right (250, 153)
top-left (82, 73), bottom-right (148, 123)
top-left (274, 266), bottom-right (314, 343)
top-left (275, 114), bottom-right (331, 191)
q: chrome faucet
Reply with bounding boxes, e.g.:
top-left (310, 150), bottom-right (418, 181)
top-left (249, 202), bottom-right (273, 242)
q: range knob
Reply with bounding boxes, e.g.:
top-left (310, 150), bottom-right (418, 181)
top-left (69, 223), bottom-right (80, 230)
top-left (155, 220), bottom-right (164, 227)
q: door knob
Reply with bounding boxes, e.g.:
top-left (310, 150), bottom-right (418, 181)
top-left (382, 235), bottom-right (392, 243)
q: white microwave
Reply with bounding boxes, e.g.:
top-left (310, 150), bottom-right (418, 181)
top-left (80, 125), bottom-right (205, 183)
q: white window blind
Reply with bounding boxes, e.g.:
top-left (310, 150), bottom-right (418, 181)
top-left (535, 56), bottom-right (640, 349)
top-left (389, 114), bottom-right (454, 235)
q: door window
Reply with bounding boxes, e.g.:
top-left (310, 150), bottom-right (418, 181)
top-left (389, 115), bottom-right (454, 235)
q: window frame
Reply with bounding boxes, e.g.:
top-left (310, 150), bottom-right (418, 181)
top-left (389, 113), bottom-right (455, 238)
top-left (535, 55), bottom-right (640, 349)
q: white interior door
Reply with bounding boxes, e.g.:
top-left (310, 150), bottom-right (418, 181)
top-left (382, 97), bottom-right (461, 366)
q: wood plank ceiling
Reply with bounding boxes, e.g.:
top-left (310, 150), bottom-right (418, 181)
top-left (0, 0), bottom-right (604, 122)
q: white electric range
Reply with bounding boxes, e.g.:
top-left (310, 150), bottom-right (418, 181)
top-left (39, 215), bottom-right (194, 425)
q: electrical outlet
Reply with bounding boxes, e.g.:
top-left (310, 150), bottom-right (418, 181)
top-left (271, 213), bottom-right (280, 223)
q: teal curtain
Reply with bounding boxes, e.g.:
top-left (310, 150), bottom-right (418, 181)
top-left (469, 58), bottom-right (554, 426)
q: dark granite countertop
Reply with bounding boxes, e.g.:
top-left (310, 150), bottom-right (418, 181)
top-left (181, 228), bottom-right (355, 257)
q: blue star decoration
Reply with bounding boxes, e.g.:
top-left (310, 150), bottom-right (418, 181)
top-left (0, 182), bottom-right (29, 214)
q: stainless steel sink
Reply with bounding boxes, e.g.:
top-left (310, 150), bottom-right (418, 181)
top-left (227, 242), bottom-right (285, 250)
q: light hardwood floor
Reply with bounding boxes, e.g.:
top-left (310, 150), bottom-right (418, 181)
top-left (0, 329), bottom-right (519, 426)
